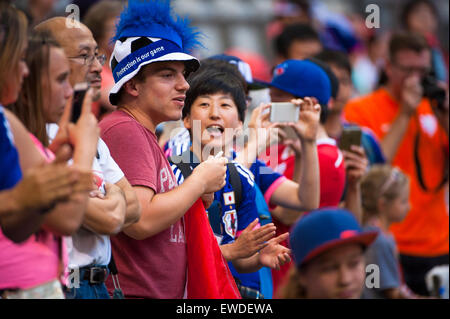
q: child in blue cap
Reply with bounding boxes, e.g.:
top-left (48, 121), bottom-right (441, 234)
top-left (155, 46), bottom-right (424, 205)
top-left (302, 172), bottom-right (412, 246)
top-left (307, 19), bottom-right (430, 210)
top-left (277, 208), bottom-right (378, 299)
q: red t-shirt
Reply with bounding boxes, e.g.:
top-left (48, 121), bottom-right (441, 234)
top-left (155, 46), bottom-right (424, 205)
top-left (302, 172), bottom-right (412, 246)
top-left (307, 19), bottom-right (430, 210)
top-left (100, 110), bottom-right (186, 299)
top-left (264, 138), bottom-right (346, 207)
top-left (264, 139), bottom-right (346, 295)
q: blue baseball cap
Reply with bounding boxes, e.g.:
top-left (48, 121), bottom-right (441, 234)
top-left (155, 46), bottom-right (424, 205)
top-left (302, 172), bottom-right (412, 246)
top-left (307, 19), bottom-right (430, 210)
top-left (269, 59), bottom-right (332, 105)
top-left (289, 208), bottom-right (378, 268)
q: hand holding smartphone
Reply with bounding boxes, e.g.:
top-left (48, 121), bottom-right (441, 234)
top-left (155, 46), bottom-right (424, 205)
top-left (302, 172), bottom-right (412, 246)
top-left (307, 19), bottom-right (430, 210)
top-left (269, 102), bottom-right (299, 123)
top-left (71, 82), bottom-right (90, 123)
top-left (339, 127), bottom-right (362, 152)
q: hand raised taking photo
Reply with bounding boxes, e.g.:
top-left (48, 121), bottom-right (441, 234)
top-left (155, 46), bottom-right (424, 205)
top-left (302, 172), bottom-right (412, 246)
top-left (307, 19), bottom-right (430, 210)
top-left (287, 97), bottom-right (321, 143)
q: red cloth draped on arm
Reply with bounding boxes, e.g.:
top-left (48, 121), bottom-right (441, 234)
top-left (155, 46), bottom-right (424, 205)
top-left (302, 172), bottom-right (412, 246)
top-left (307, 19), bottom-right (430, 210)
top-left (185, 199), bottom-right (241, 299)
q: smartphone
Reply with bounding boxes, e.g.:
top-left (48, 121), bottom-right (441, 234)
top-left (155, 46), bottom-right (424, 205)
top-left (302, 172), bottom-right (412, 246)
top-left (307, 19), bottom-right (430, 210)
top-left (339, 127), bottom-right (362, 152)
top-left (270, 102), bottom-right (299, 123)
top-left (71, 82), bottom-right (89, 123)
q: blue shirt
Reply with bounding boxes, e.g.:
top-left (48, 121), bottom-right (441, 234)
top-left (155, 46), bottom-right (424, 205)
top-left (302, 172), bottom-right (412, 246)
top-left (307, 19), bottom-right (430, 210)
top-left (249, 159), bottom-right (284, 198)
top-left (362, 225), bottom-right (401, 299)
top-left (171, 155), bottom-right (261, 290)
top-left (0, 105), bottom-right (22, 191)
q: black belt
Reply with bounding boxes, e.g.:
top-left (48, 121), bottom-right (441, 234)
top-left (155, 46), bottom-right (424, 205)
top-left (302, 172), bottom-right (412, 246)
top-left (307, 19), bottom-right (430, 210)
top-left (77, 266), bottom-right (109, 284)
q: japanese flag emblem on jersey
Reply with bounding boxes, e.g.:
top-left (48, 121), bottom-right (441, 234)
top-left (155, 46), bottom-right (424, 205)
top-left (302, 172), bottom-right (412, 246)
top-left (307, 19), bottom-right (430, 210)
top-left (222, 210), bottom-right (237, 238)
top-left (223, 192), bottom-right (235, 206)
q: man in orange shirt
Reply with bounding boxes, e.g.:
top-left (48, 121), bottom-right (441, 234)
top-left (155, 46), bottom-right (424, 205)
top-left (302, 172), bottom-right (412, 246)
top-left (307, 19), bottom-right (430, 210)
top-left (345, 32), bottom-right (449, 296)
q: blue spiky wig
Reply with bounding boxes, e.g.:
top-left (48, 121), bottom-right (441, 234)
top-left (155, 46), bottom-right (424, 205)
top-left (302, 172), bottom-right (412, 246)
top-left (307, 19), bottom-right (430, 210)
top-left (109, 0), bottom-right (202, 105)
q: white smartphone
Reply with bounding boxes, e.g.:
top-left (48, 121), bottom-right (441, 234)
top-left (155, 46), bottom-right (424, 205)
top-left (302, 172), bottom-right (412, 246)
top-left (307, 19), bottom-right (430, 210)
top-left (270, 102), bottom-right (299, 123)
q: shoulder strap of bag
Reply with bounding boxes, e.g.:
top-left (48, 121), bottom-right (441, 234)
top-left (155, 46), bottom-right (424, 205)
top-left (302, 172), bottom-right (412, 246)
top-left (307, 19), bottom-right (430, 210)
top-left (227, 162), bottom-right (242, 209)
top-left (108, 252), bottom-right (125, 299)
top-left (169, 153), bottom-right (242, 209)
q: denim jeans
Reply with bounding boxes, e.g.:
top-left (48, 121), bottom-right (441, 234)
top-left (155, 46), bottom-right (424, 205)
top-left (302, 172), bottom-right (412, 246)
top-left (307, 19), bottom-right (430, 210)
top-left (65, 266), bottom-right (110, 299)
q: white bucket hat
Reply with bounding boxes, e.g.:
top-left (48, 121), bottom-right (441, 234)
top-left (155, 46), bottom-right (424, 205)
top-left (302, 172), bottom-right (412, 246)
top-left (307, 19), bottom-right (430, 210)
top-left (109, 0), bottom-right (201, 105)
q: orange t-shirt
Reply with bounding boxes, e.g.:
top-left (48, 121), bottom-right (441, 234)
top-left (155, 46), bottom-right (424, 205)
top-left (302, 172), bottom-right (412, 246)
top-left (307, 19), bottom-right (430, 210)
top-left (344, 88), bottom-right (449, 257)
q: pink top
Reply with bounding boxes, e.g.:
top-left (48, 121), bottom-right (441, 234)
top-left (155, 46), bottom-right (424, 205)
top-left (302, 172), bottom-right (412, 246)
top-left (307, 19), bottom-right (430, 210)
top-left (0, 134), bottom-right (67, 290)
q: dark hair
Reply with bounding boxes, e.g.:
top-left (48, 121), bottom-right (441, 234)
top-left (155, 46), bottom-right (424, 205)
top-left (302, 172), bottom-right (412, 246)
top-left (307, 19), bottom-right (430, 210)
top-left (83, 0), bottom-right (123, 45)
top-left (389, 32), bottom-right (430, 62)
top-left (274, 23), bottom-right (320, 58)
top-left (290, 0), bottom-right (311, 16)
top-left (10, 30), bottom-right (60, 146)
top-left (307, 57), bottom-right (339, 100)
top-left (314, 49), bottom-right (352, 76)
top-left (200, 58), bottom-right (249, 94)
top-left (183, 66), bottom-right (247, 122)
top-left (401, 0), bottom-right (438, 29)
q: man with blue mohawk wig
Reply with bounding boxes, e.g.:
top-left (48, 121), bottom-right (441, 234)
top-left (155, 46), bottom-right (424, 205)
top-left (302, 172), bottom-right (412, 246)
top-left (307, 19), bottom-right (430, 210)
top-left (99, 0), bottom-right (240, 299)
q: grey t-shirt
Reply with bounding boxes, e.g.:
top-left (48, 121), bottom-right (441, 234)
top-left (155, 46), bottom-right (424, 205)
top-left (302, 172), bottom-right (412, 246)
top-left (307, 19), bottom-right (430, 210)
top-left (363, 225), bottom-right (401, 299)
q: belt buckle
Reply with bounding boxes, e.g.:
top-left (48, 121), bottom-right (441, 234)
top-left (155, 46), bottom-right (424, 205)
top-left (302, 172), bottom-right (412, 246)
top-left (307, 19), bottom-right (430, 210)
top-left (89, 267), bottom-right (106, 284)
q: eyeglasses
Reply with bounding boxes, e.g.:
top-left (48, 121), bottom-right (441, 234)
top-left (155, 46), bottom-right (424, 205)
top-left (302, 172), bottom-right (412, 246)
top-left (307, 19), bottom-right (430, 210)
top-left (392, 63), bottom-right (430, 77)
top-left (68, 53), bottom-right (107, 67)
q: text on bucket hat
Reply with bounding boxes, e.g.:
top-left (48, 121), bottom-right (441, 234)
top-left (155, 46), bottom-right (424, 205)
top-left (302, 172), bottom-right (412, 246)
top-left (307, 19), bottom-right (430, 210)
top-left (289, 208), bottom-right (378, 268)
top-left (109, 0), bottom-right (202, 105)
top-left (269, 59), bottom-right (332, 105)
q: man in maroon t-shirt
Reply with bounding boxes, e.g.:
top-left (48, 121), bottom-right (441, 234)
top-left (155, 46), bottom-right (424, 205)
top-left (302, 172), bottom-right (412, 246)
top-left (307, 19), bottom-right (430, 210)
top-left (99, 2), bottom-right (228, 298)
